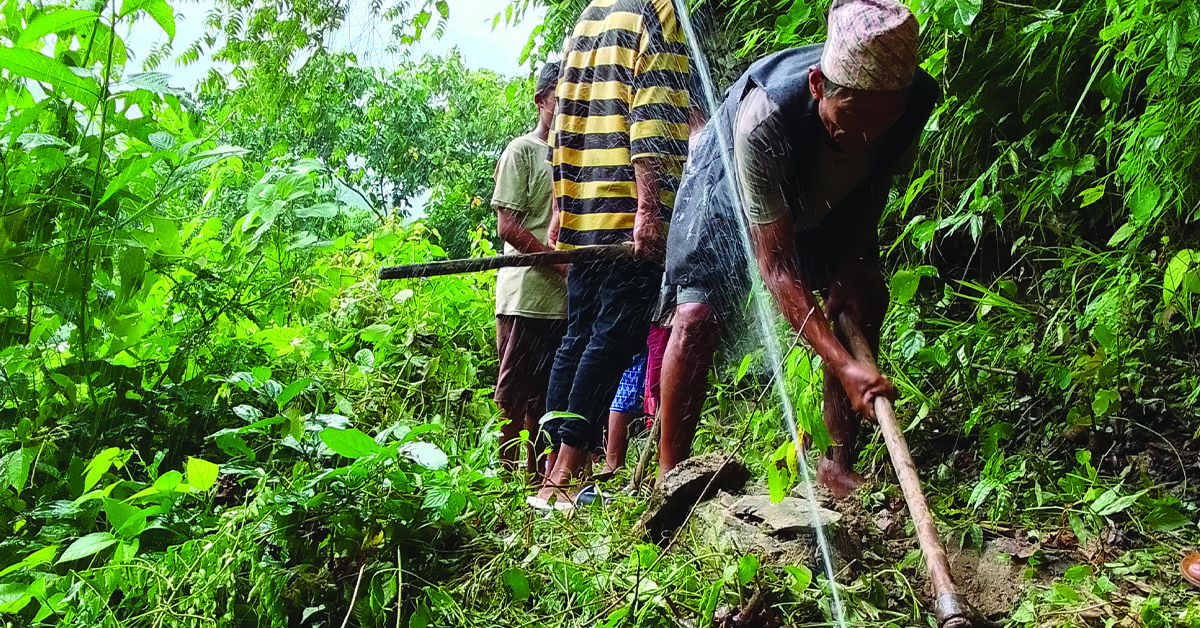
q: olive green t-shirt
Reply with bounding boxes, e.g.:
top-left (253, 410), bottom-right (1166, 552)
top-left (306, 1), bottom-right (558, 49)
top-left (492, 133), bottom-right (567, 319)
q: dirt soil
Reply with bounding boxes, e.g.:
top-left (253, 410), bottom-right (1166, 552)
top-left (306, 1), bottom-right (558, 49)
top-left (817, 487), bottom-right (1037, 621)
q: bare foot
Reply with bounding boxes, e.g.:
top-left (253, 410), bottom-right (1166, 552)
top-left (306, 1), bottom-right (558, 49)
top-left (535, 484), bottom-right (575, 504)
top-left (817, 457), bottom-right (865, 499)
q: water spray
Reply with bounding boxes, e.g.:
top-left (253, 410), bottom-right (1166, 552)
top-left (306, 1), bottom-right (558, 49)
top-left (668, 3), bottom-right (850, 627)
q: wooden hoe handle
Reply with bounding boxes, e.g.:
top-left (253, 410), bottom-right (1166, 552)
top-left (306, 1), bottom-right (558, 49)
top-left (838, 314), bottom-right (990, 628)
top-left (378, 243), bottom-right (634, 280)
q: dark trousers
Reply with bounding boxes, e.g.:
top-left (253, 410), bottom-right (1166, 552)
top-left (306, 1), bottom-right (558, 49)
top-left (544, 258), bottom-right (662, 451)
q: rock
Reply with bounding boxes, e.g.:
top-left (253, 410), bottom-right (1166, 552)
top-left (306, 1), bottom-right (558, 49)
top-left (727, 494), bottom-right (842, 538)
top-left (636, 453), bottom-right (751, 544)
top-left (874, 510), bottom-right (900, 539)
top-left (682, 492), bottom-right (844, 567)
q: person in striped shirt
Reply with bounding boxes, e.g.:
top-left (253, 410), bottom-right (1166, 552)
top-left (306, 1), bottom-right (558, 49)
top-left (531, 0), bottom-right (690, 509)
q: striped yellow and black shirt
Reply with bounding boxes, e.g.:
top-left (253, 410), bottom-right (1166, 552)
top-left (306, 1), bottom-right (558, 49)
top-left (550, 0), bottom-right (690, 249)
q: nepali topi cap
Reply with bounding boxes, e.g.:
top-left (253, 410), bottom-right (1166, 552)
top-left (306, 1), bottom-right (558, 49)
top-left (821, 0), bottom-right (920, 91)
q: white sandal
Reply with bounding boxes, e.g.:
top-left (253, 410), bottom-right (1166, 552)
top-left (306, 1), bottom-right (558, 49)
top-left (525, 494), bottom-right (575, 512)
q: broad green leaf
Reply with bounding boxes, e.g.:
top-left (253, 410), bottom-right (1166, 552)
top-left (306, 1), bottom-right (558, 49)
top-left (1128, 182), bottom-right (1162, 224)
top-left (500, 568), bottom-right (530, 602)
top-left (100, 153), bottom-right (167, 204)
top-left (1107, 222), bottom-right (1137, 247)
top-left (16, 10), bottom-right (99, 47)
top-left (114, 72), bottom-right (173, 94)
top-left (214, 433), bottom-right (255, 460)
top-left (142, 0), bottom-right (175, 40)
top-left (0, 47), bottom-right (100, 108)
top-left (360, 323), bottom-right (392, 342)
top-left (58, 532), bottom-right (118, 563)
top-left (0, 447), bottom-right (32, 492)
top-left (275, 377), bottom-right (312, 407)
top-left (1091, 323), bottom-right (1116, 351)
top-left (1168, 46), bottom-right (1192, 78)
top-left (0, 583), bottom-right (30, 614)
top-left (597, 608), bottom-right (630, 628)
top-left (767, 441), bottom-right (796, 503)
top-left (1063, 565), bottom-right (1092, 582)
top-left (103, 498), bottom-right (147, 538)
top-left (421, 485), bottom-right (451, 510)
top-left (1089, 487), bottom-right (1148, 517)
top-left (408, 603), bottom-right (431, 628)
top-left (1091, 388), bottom-right (1120, 417)
top-left (783, 564), bottom-right (812, 591)
top-left (2, 100), bottom-right (48, 143)
top-left (186, 457), bottom-right (219, 492)
top-left (899, 329), bottom-right (926, 360)
top-left (0, 545), bottom-right (57, 578)
top-left (117, 246), bottom-right (146, 302)
top-left (354, 348), bottom-right (374, 368)
top-left (1163, 249), bottom-right (1200, 306)
top-left (0, 280), bottom-right (16, 310)
top-left (15, 132), bottom-right (69, 150)
top-left (320, 428), bottom-right (383, 459)
top-left (399, 442), bottom-right (448, 470)
top-left (127, 471), bottom-right (188, 501)
top-left (629, 544), bottom-right (658, 569)
top-left (1051, 582), bottom-right (1081, 603)
top-left (736, 554), bottom-right (759, 585)
top-left (953, 0), bottom-right (981, 30)
top-left (1145, 505), bottom-right (1192, 531)
top-left (233, 404), bottom-right (263, 422)
top-left (260, 379), bottom-right (283, 399)
top-left (891, 269), bottom-right (922, 304)
top-left (1077, 182), bottom-right (1104, 207)
top-left (83, 447), bottom-right (124, 493)
top-left (148, 131), bottom-right (175, 150)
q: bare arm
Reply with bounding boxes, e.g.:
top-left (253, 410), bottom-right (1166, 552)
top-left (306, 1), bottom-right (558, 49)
top-left (547, 194), bottom-right (560, 247)
top-left (497, 206), bottom-right (554, 255)
top-left (632, 159), bottom-right (665, 263)
top-left (750, 213), bottom-right (893, 419)
top-left (750, 215), bottom-right (854, 372)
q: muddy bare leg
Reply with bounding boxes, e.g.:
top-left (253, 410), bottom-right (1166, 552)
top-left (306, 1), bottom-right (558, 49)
top-left (818, 262), bottom-right (888, 498)
top-left (657, 303), bottom-right (720, 481)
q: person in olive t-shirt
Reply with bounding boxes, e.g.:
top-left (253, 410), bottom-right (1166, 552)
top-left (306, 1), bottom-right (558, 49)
top-left (493, 62), bottom-right (567, 474)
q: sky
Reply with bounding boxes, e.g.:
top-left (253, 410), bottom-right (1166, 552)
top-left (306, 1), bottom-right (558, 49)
top-left (124, 0), bottom-right (547, 92)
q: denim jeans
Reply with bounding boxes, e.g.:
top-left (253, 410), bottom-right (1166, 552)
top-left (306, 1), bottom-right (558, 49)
top-left (544, 258), bottom-right (662, 451)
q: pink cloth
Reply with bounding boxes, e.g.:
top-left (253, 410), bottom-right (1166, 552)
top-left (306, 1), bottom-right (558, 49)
top-left (821, 0), bottom-right (919, 91)
top-left (643, 325), bottom-right (670, 417)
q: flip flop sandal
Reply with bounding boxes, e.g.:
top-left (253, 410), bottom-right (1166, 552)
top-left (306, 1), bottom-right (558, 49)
top-left (1182, 553), bottom-right (1200, 588)
top-left (525, 494), bottom-right (575, 512)
top-left (573, 485), bottom-right (609, 507)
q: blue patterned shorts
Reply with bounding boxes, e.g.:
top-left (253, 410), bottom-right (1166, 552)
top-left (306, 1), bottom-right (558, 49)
top-left (609, 352), bottom-right (647, 413)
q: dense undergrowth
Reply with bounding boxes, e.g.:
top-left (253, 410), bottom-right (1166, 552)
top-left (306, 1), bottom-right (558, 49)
top-left (2, 0), bottom-right (1199, 625)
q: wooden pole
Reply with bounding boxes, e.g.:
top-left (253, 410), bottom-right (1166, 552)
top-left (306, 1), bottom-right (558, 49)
top-left (378, 244), bottom-right (634, 280)
top-left (629, 415), bottom-right (661, 491)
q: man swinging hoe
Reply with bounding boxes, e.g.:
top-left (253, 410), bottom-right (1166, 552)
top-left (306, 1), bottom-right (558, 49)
top-left (656, 0), bottom-right (939, 497)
